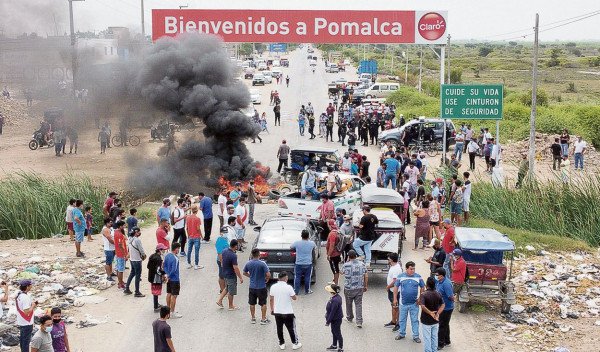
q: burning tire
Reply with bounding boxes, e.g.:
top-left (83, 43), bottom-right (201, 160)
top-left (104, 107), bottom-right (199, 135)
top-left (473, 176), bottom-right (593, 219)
top-left (268, 189), bottom-right (281, 200)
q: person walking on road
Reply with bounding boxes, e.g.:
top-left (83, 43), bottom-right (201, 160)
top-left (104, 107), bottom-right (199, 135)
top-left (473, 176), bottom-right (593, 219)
top-left (153, 306), bottom-right (176, 352)
top-left (342, 250), bottom-right (368, 328)
top-left (393, 261), bottom-right (425, 343)
top-left (163, 243), bottom-right (183, 318)
top-left (243, 248), bottom-right (271, 324)
top-left (291, 230), bottom-right (316, 295)
top-left (467, 138), bottom-right (479, 171)
top-left (420, 277), bottom-right (445, 352)
top-left (286, 75), bottom-right (290, 87)
top-left (325, 283), bottom-right (344, 352)
top-left (124, 227), bottom-right (146, 297)
top-left (277, 140), bottom-right (290, 174)
top-left (216, 239), bottom-right (244, 310)
top-left (326, 219), bottom-right (343, 285)
top-left (269, 272), bottom-right (301, 350)
top-left (435, 268), bottom-right (455, 350)
top-left (274, 103), bottom-right (282, 126)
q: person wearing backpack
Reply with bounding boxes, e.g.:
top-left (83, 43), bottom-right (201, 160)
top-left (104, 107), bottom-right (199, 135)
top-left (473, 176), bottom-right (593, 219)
top-left (326, 219), bottom-right (343, 285)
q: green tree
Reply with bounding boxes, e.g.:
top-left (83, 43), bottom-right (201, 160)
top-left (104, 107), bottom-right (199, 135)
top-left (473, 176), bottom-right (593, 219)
top-left (450, 68), bottom-right (462, 83)
top-left (546, 48), bottom-right (562, 67)
top-left (479, 46), bottom-right (493, 57)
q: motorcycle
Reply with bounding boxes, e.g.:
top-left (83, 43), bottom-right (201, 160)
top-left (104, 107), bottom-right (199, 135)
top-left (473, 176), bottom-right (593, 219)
top-left (29, 131), bottom-right (54, 150)
top-left (150, 123), bottom-right (172, 140)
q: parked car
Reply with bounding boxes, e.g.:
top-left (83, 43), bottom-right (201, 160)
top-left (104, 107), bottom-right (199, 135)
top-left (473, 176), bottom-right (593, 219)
top-left (252, 217), bottom-right (321, 283)
top-left (252, 73), bottom-right (266, 86)
top-left (310, 60), bottom-right (317, 67)
top-left (244, 68), bottom-right (255, 79)
top-left (281, 58), bottom-right (289, 67)
top-left (378, 117), bottom-right (456, 149)
top-left (354, 82), bottom-right (399, 99)
top-left (272, 60), bottom-right (281, 67)
top-left (250, 89), bottom-right (261, 104)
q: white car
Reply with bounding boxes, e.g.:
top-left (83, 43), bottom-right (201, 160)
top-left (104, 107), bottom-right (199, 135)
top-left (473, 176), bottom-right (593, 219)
top-left (271, 68), bottom-right (283, 79)
top-left (249, 89), bottom-right (261, 104)
top-left (272, 60), bottom-right (281, 67)
top-left (257, 62), bottom-right (267, 71)
top-left (262, 71), bottom-right (274, 84)
top-left (310, 59), bottom-right (317, 67)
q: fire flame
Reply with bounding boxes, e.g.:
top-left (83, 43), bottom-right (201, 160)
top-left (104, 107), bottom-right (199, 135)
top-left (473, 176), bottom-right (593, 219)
top-left (217, 163), bottom-right (273, 196)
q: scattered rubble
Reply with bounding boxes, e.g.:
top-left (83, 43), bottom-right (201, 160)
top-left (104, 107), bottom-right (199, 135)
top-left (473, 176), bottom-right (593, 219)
top-left (0, 98), bottom-right (32, 127)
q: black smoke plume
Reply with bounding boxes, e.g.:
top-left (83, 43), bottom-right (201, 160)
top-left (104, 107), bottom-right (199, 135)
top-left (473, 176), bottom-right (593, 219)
top-left (126, 34), bottom-right (263, 195)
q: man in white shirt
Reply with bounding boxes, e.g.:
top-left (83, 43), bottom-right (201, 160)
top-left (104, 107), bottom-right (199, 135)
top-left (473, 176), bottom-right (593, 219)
top-left (269, 272), bottom-right (301, 350)
top-left (217, 189), bottom-right (228, 228)
top-left (235, 197), bottom-right (248, 248)
top-left (16, 279), bottom-right (37, 352)
top-left (462, 171), bottom-right (472, 224)
top-left (172, 199), bottom-right (187, 257)
top-left (65, 199), bottom-right (75, 241)
top-left (490, 138), bottom-right (501, 168)
top-left (385, 253), bottom-right (403, 330)
top-left (573, 136), bottom-right (587, 170)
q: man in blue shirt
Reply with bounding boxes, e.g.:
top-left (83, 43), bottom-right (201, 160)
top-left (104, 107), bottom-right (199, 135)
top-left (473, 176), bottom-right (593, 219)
top-left (72, 200), bottom-right (86, 258)
top-left (198, 192), bottom-right (214, 243)
top-left (383, 154), bottom-right (400, 189)
top-left (290, 230), bottom-right (316, 295)
top-left (157, 198), bottom-right (171, 225)
top-left (217, 239), bottom-right (244, 310)
top-left (230, 183), bottom-right (242, 208)
top-left (393, 261), bottom-right (425, 343)
top-left (435, 268), bottom-right (455, 349)
top-left (243, 248), bottom-right (271, 324)
top-left (215, 217), bottom-right (233, 294)
top-left (163, 243), bottom-right (182, 318)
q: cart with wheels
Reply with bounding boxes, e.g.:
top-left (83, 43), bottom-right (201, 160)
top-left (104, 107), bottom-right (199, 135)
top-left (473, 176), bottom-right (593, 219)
top-left (454, 227), bottom-right (516, 314)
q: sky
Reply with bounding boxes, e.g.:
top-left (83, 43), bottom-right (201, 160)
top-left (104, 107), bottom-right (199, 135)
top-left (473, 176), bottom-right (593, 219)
top-left (1, 0), bottom-right (599, 41)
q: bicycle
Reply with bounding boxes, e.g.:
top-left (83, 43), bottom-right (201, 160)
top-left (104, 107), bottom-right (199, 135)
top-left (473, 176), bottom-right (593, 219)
top-left (112, 134), bottom-right (141, 147)
top-left (407, 140), bottom-right (441, 157)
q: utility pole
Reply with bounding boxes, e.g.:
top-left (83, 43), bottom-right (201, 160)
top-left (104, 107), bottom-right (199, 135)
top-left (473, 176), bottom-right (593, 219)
top-left (528, 13), bottom-right (540, 179)
top-left (68, 0), bottom-right (85, 92)
top-left (404, 49), bottom-right (408, 83)
top-left (418, 48), bottom-right (423, 92)
top-left (141, 0), bottom-right (145, 38)
top-left (447, 34), bottom-right (451, 83)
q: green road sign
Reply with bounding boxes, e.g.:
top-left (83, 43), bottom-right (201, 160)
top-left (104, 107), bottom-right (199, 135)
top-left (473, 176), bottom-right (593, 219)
top-left (441, 84), bottom-right (503, 120)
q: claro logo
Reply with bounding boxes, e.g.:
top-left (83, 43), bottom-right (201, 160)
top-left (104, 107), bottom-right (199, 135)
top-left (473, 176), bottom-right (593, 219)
top-left (418, 12), bottom-right (446, 40)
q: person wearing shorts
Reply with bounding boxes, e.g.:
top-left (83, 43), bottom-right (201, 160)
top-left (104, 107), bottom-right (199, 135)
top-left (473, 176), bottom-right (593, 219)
top-left (113, 221), bottom-right (128, 289)
top-left (243, 248), bottom-right (271, 324)
top-left (65, 199), bottom-right (76, 241)
top-left (163, 243), bottom-right (183, 318)
top-left (217, 239), bottom-right (244, 310)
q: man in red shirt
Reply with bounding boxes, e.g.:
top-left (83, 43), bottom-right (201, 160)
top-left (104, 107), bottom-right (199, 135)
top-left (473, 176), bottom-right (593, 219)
top-left (441, 219), bottom-right (455, 275)
top-left (450, 249), bottom-right (467, 293)
top-left (185, 205), bottom-right (203, 270)
top-left (325, 219), bottom-right (342, 285)
top-left (114, 220), bottom-right (129, 289)
top-left (156, 218), bottom-right (171, 249)
top-left (319, 194), bottom-right (336, 248)
top-left (103, 191), bottom-right (117, 218)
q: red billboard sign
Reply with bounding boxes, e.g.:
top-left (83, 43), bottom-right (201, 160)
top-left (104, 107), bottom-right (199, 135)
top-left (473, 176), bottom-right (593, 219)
top-left (152, 9), bottom-right (447, 44)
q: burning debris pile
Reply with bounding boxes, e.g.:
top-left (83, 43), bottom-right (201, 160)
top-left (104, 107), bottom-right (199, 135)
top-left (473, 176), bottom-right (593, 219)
top-left (488, 249), bottom-right (600, 351)
top-left (121, 33), bottom-right (266, 195)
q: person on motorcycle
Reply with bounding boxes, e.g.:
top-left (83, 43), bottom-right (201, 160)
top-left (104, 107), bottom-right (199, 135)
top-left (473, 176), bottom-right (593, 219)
top-left (38, 120), bottom-right (51, 145)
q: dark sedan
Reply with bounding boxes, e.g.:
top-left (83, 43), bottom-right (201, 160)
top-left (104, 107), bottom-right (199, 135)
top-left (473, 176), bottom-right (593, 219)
top-left (252, 217), bottom-right (321, 283)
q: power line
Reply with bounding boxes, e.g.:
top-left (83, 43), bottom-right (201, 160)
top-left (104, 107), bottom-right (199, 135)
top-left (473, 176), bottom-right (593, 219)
top-left (474, 9), bottom-right (600, 41)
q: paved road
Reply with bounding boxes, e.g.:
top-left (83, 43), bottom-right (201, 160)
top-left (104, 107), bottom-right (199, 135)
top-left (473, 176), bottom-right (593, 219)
top-left (71, 47), bottom-right (495, 352)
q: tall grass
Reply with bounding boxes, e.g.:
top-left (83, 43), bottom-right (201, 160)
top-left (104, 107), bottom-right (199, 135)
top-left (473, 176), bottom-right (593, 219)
top-left (471, 175), bottom-right (600, 247)
top-left (0, 173), bottom-right (108, 240)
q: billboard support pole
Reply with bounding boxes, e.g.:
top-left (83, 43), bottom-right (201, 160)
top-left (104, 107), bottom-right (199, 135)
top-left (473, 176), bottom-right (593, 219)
top-left (440, 45), bottom-right (446, 166)
top-left (528, 13), bottom-right (540, 181)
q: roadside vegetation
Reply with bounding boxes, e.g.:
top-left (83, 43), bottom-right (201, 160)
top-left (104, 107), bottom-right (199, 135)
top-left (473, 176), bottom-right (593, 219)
top-left (0, 173), bottom-right (107, 240)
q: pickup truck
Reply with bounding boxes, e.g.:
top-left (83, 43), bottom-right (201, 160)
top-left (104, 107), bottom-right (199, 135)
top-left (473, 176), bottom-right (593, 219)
top-left (277, 173), bottom-right (366, 232)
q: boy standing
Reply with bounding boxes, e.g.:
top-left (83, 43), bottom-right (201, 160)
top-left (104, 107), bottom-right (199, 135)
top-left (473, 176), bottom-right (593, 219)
top-left (114, 221), bottom-right (129, 289)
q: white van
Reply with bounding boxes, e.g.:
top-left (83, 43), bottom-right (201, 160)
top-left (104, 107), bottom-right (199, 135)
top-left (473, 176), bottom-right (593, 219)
top-left (363, 83), bottom-right (400, 98)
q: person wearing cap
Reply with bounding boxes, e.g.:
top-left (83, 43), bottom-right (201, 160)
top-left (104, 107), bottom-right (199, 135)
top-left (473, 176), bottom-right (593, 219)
top-left (276, 139), bottom-right (290, 174)
top-left (352, 205), bottom-right (378, 267)
top-left (325, 283), bottom-right (344, 352)
top-left (426, 239), bottom-right (446, 278)
top-left (16, 279), bottom-right (36, 352)
top-left (393, 261), bottom-right (425, 343)
top-left (147, 243), bottom-right (168, 311)
top-left (157, 198), bottom-right (171, 226)
top-left (450, 249), bottom-right (467, 292)
top-left (338, 215), bottom-right (354, 262)
top-left (269, 271), bottom-right (301, 350)
top-left (435, 268), bottom-right (455, 349)
top-left (342, 250), bottom-right (368, 328)
top-left (124, 226), bottom-right (146, 297)
top-left (441, 219), bottom-right (455, 275)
